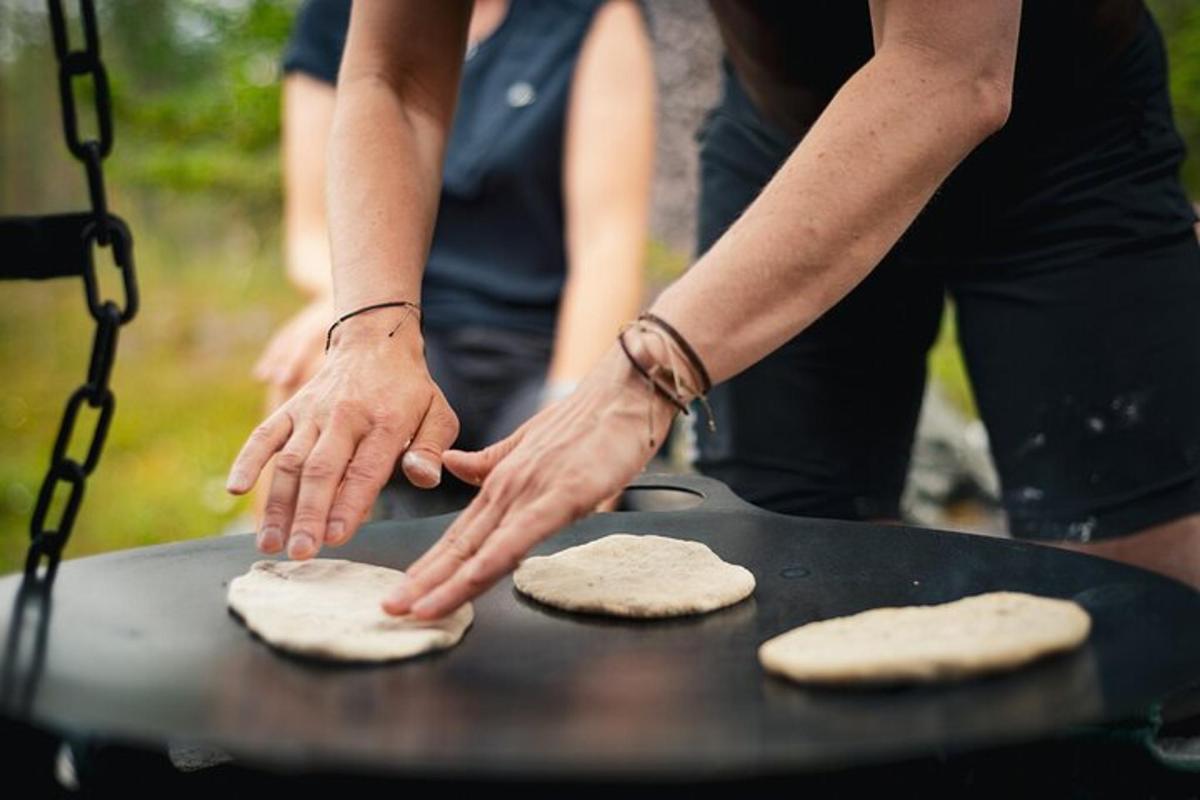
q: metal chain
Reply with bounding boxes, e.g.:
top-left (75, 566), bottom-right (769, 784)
top-left (25, 0), bottom-right (138, 582)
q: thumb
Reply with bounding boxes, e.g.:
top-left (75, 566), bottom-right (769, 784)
top-left (401, 395), bottom-right (460, 489)
top-left (443, 426), bottom-right (526, 486)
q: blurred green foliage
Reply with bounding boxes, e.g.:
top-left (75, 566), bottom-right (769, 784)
top-left (1, 2), bottom-right (1200, 572)
top-left (105, 1), bottom-right (292, 210)
top-left (1152, 0), bottom-right (1200, 192)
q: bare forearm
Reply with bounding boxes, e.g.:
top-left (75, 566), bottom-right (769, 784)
top-left (550, 0), bottom-right (653, 385)
top-left (326, 78), bottom-right (450, 314)
top-left (547, 237), bottom-right (643, 383)
top-left (651, 46), bottom-right (1012, 383)
top-left (285, 230), bottom-right (333, 299)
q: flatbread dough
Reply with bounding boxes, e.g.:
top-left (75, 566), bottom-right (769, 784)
top-left (513, 533), bottom-right (755, 618)
top-left (227, 559), bottom-right (473, 662)
top-left (759, 591), bottom-right (1091, 686)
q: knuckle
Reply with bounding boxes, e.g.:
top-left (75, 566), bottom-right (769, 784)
top-left (365, 402), bottom-right (399, 428)
top-left (445, 535), bottom-right (474, 562)
top-left (329, 399), bottom-right (363, 425)
top-left (290, 505), bottom-right (324, 528)
top-left (262, 499), bottom-right (293, 519)
top-left (302, 459), bottom-right (338, 481)
top-left (275, 451), bottom-right (305, 476)
top-left (344, 459), bottom-right (385, 486)
top-left (249, 422), bottom-right (278, 444)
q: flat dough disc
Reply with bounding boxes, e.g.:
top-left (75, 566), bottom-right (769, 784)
top-left (759, 591), bottom-right (1091, 686)
top-left (513, 533), bottom-right (755, 618)
top-left (227, 559), bottom-right (473, 662)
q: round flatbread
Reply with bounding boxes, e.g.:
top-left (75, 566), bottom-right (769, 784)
top-left (759, 591), bottom-right (1091, 686)
top-left (513, 533), bottom-right (755, 618)
top-left (227, 559), bottom-right (473, 662)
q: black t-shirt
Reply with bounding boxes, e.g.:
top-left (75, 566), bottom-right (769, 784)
top-left (707, 0), bottom-right (1145, 138)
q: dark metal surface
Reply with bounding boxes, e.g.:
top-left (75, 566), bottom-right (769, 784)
top-left (2, 474), bottom-right (1199, 782)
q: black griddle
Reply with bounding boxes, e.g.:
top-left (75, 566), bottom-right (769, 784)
top-left (1, 474), bottom-right (1198, 783)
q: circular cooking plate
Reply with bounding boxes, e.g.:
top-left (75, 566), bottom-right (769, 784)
top-left (2, 475), bottom-right (1198, 782)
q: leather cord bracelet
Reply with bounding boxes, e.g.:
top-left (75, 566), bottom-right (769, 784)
top-left (618, 316), bottom-right (717, 449)
top-left (638, 312), bottom-right (713, 394)
top-left (324, 300), bottom-right (422, 353)
top-left (618, 328), bottom-right (690, 415)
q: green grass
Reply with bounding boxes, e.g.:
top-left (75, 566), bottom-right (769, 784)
top-left (0, 198), bottom-right (296, 574)
top-left (928, 303), bottom-right (977, 418)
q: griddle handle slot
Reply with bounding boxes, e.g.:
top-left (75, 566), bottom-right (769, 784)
top-left (624, 472), bottom-right (760, 514)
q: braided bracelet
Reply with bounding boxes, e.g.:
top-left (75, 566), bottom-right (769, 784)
top-left (324, 301), bottom-right (422, 353)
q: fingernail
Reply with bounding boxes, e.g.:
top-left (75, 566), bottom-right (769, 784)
top-left (326, 521), bottom-right (346, 545)
top-left (403, 452), bottom-right (441, 487)
top-left (258, 526), bottom-right (282, 553)
top-left (411, 595), bottom-right (437, 618)
top-left (226, 472), bottom-right (246, 493)
top-left (288, 532), bottom-right (315, 560)
top-left (384, 579), bottom-right (414, 613)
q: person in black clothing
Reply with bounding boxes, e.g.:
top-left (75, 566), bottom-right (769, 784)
top-left (226, 1), bottom-right (1200, 621)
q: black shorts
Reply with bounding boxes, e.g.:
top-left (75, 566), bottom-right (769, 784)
top-left (693, 14), bottom-right (1200, 542)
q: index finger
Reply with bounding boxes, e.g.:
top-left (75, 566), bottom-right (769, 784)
top-left (227, 412), bottom-right (293, 494)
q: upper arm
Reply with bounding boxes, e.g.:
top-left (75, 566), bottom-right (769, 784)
top-left (339, 0), bottom-right (473, 130)
top-left (282, 73), bottom-right (336, 237)
top-left (868, 0), bottom-right (1021, 126)
top-left (563, 0), bottom-right (656, 259)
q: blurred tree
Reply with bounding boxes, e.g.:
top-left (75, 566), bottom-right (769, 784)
top-left (104, 0), bottom-right (292, 214)
top-left (0, 0), bottom-right (293, 218)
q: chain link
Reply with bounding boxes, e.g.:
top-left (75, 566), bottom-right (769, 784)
top-left (25, 0), bottom-right (138, 581)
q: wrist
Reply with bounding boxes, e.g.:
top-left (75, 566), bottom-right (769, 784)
top-left (326, 303), bottom-right (424, 358)
top-left (540, 379), bottom-right (580, 407)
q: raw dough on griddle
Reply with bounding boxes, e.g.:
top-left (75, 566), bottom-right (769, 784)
top-left (513, 533), bottom-right (755, 618)
top-left (759, 591), bottom-right (1091, 686)
top-left (227, 559), bottom-right (472, 662)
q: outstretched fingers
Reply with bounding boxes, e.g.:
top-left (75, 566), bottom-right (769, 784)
top-left (442, 424), bottom-right (526, 487)
top-left (227, 411), bottom-right (294, 495)
top-left (256, 420), bottom-right (318, 553)
top-left (285, 422), bottom-right (357, 559)
top-left (383, 492), bottom-right (506, 615)
top-left (408, 493), bottom-right (578, 620)
top-left (325, 428), bottom-right (406, 546)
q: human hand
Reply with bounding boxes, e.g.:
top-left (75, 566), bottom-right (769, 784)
top-left (252, 297), bottom-right (332, 395)
top-left (382, 338), bottom-right (680, 620)
top-left (227, 308), bottom-right (459, 560)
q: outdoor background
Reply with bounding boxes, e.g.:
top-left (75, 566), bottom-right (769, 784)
top-left (1, 0), bottom-right (1199, 573)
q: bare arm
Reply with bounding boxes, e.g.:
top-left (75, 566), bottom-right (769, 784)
top-left (546, 0), bottom-right (655, 392)
top-left (652, 0), bottom-right (1020, 381)
top-left (282, 73), bottom-right (337, 299)
top-left (387, 0), bottom-right (1022, 619)
top-left (228, 1), bottom-right (473, 561)
top-left (328, 1), bottom-right (471, 313)
top-left (251, 73), bottom-right (337, 392)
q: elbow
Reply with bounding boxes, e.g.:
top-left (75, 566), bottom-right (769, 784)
top-left (970, 72), bottom-right (1013, 138)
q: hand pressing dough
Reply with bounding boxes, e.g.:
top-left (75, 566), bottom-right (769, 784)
top-left (228, 559), bottom-right (473, 662)
top-left (513, 533), bottom-right (755, 618)
top-left (759, 591), bottom-right (1091, 686)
